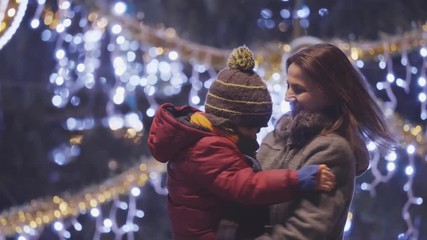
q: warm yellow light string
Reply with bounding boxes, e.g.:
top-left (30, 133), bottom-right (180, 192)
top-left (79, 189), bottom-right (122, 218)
top-left (111, 14), bottom-right (427, 71)
top-left (0, 163), bottom-right (151, 237)
top-left (0, 3), bottom-right (426, 239)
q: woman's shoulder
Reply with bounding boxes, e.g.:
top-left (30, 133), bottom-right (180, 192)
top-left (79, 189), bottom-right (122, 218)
top-left (306, 133), bottom-right (356, 161)
top-left (315, 133), bottom-right (349, 144)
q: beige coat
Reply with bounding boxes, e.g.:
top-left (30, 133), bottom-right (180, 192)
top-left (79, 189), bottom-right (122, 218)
top-left (257, 112), bottom-right (369, 240)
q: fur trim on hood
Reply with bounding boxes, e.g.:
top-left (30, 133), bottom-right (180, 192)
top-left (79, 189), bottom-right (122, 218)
top-left (275, 111), bottom-right (369, 176)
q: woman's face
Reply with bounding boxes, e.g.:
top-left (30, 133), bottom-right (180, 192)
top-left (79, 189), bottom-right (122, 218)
top-left (285, 63), bottom-right (331, 115)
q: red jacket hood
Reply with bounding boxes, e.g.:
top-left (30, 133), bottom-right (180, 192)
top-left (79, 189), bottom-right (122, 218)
top-left (148, 103), bottom-right (215, 163)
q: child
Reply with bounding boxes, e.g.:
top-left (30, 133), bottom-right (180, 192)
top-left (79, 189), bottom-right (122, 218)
top-left (148, 46), bottom-right (335, 240)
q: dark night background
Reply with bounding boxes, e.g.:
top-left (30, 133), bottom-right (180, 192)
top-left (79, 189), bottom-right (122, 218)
top-left (0, 0), bottom-right (427, 239)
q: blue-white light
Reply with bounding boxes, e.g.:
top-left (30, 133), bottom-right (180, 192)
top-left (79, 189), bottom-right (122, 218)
top-left (116, 36), bottom-right (125, 45)
top-left (420, 47), bottom-right (427, 57)
top-left (129, 75), bottom-right (140, 86)
top-left (125, 113), bottom-right (143, 131)
top-left (398, 233), bottom-right (407, 240)
top-left (344, 218), bottom-right (352, 232)
top-left (70, 96), bottom-right (80, 106)
top-left (90, 208), bottom-right (100, 217)
top-left (366, 141), bottom-right (377, 151)
top-left (396, 78), bottom-right (405, 88)
top-left (127, 51), bottom-right (136, 62)
top-left (74, 222), bottom-right (82, 231)
top-left (108, 116), bottom-right (124, 130)
top-left (113, 87), bottom-right (125, 104)
top-left (53, 221), bottom-right (64, 231)
top-left (52, 150), bottom-right (67, 165)
top-left (30, 19), bottom-right (40, 28)
top-left (296, 5), bottom-right (310, 18)
top-left (55, 49), bottom-right (66, 59)
top-left (113, 2), bottom-right (127, 15)
top-left (406, 145), bottom-right (415, 154)
top-left (136, 210), bottom-right (145, 218)
top-left (360, 182), bottom-right (369, 190)
top-left (146, 108), bottom-right (155, 117)
top-left (376, 82), bottom-right (384, 90)
top-left (159, 61), bottom-right (171, 73)
top-left (191, 96), bottom-right (201, 105)
top-left (260, 9), bottom-right (273, 19)
top-left (418, 93), bottom-right (426, 102)
top-left (63, 18), bottom-right (72, 28)
top-left (169, 51), bottom-right (179, 60)
top-left (63, 231), bottom-right (71, 239)
top-left (145, 84), bottom-right (156, 95)
top-left (55, 76), bottom-right (64, 85)
top-left (103, 219), bottom-right (113, 228)
top-left (405, 165), bottom-right (414, 176)
top-left (56, 23), bottom-right (65, 33)
top-left (59, 1), bottom-right (71, 10)
top-left (318, 8), bottom-right (329, 17)
top-left (195, 64), bottom-right (206, 73)
top-left (122, 224), bottom-right (131, 232)
top-left (41, 29), bottom-right (52, 41)
top-left (147, 60), bottom-right (159, 74)
top-left (280, 9), bottom-right (291, 19)
top-left (52, 95), bottom-right (64, 107)
top-left (131, 187), bottom-right (141, 197)
top-left (385, 151), bottom-right (397, 161)
top-left (386, 73), bottom-right (395, 83)
top-left (300, 19), bottom-right (309, 29)
top-left (386, 162), bottom-right (396, 172)
top-left (418, 77), bottom-right (426, 87)
top-left (119, 201), bottom-right (128, 210)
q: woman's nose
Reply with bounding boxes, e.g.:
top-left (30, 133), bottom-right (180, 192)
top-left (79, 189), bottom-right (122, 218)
top-left (285, 90), bottom-right (296, 102)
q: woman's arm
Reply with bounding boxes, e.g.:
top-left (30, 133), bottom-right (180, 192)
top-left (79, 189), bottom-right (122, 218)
top-left (266, 136), bottom-right (356, 240)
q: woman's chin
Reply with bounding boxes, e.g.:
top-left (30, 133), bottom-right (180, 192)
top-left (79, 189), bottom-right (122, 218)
top-left (291, 108), bottom-right (302, 116)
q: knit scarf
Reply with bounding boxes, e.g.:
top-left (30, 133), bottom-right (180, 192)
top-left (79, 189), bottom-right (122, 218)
top-left (190, 112), bottom-right (239, 143)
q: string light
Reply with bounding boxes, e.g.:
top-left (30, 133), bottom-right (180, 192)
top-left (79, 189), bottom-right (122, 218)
top-left (1, 1), bottom-right (426, 239)
top-left (0, 0), bottom-right (28, 50)
top-left (0, 162), bottom-right (152, 237)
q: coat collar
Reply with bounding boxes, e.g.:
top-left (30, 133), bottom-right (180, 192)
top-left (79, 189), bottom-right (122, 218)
top-left (274, 110), bottom-right (370, 176)
top-left (274, 111), bottom-right (336, 148)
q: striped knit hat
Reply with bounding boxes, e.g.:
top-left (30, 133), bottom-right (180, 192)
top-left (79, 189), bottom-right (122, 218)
top-left (204, 46), bottom-right (272, 128)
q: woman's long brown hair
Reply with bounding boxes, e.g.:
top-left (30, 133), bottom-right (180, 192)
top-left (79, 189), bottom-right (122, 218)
top-left (286, 43), bottom-right (397, 158)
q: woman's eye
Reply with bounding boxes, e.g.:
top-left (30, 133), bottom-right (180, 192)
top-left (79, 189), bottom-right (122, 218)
top-left (292, 87), bottom-right (305, 94)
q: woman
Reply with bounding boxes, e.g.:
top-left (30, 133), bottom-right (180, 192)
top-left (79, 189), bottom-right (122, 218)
top-left (257, 43), bottom-right (396, 240)
top-left (148, 46), bottom-right (335, 240)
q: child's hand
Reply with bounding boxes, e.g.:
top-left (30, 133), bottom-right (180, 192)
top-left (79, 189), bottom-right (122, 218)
top-left (316, 164), bottom-right (336, 191)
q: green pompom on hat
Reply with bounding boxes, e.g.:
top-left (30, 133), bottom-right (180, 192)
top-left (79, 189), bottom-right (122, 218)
top-left (204, 46), bottom-right (273, 128)
top-left (227, 46), bottom-right (255, 71)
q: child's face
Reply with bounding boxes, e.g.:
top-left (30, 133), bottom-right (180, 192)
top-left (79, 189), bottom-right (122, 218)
top-left (236, 127), bottom-right (260, 140)
top-left (285, 63), bottom-right (331, 115)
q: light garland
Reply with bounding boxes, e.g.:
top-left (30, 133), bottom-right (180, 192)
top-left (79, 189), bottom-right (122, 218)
top-left (0, 0), bottom-right (28, 50)
top-left (0, 1), bottom-right (426, 239)
top-left (111, 14), bottom-right (427, 73)
top-left (0, 162), bottom-right (151, 237)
